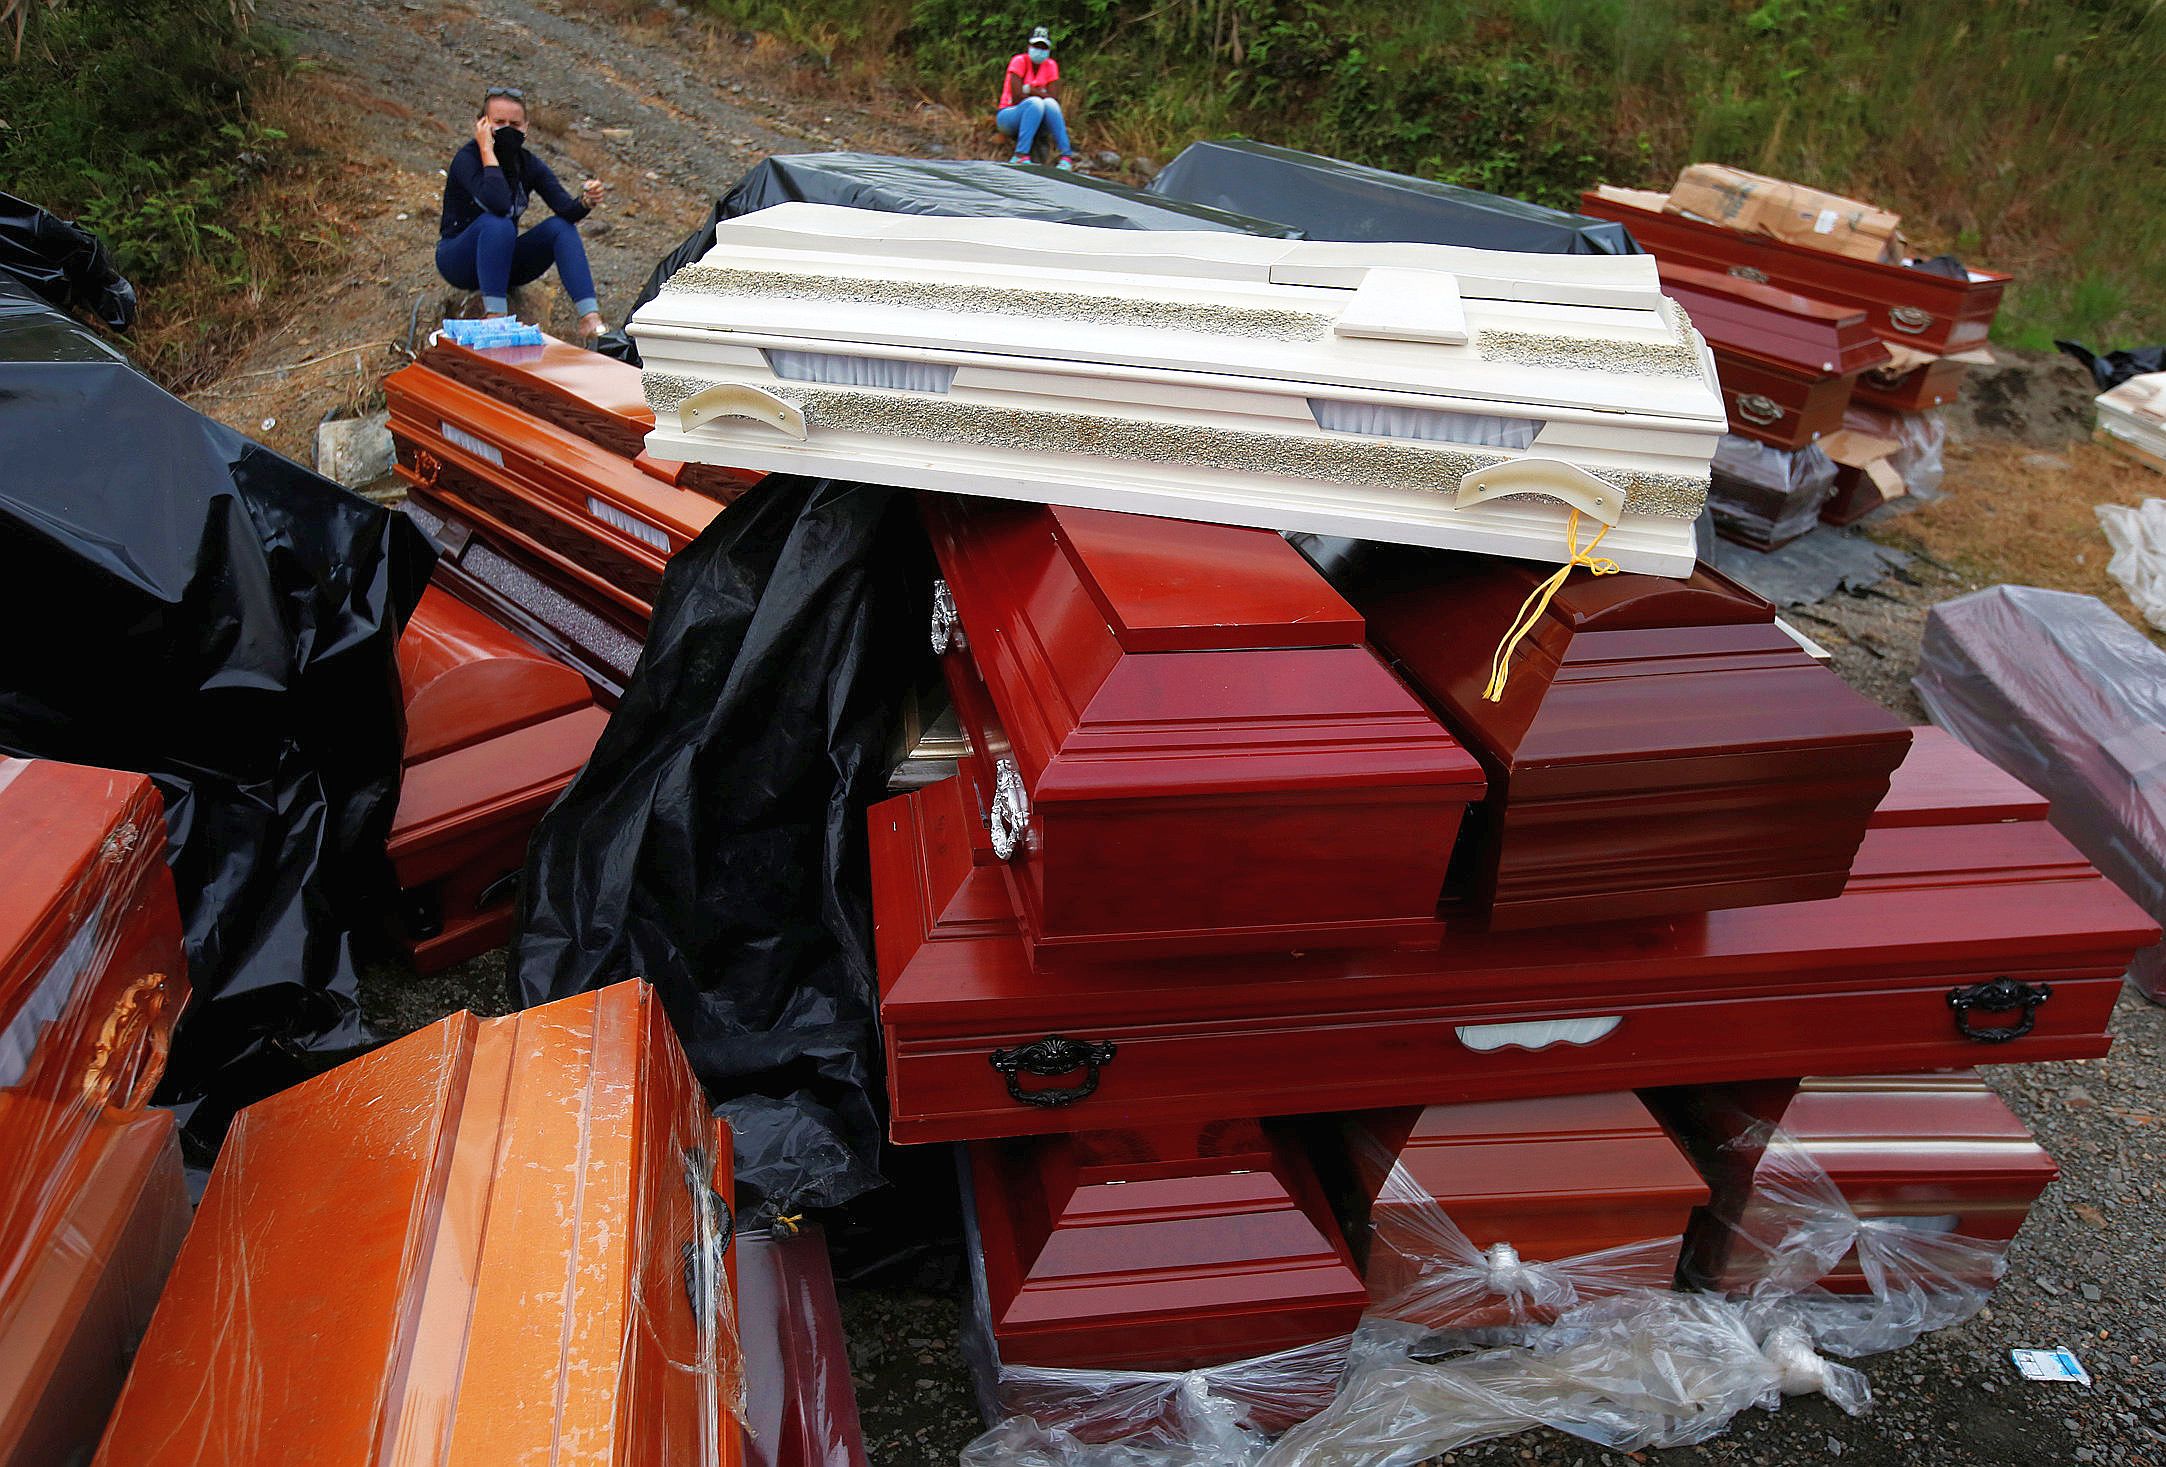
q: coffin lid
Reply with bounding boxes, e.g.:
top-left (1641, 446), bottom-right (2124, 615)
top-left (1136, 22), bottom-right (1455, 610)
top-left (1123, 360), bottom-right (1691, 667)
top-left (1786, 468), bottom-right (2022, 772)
top-left (1659, 263), bottom-right (1892, 377)
top-left (423, 333), bottom-right (656, 438)
top-left (1768, 1074), bottom-right (2060, 1187)
top-left (397, 585), bottom-right (594, 761)
top-left (0, 760), bottom-right (165, 1038)
top-left (1048, 506), bottom-right (1363, 652)
top-left (640, 203), bottom-right (1726, 424)
top-left (1373, 1092), bottom-right (1710, 1210)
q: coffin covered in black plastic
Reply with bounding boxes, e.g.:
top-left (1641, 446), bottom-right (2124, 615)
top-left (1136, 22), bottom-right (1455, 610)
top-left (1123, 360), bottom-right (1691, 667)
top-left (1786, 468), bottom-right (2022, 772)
top-left (607, 152), bottom-right (1298, 362)
top-left (1147, 139), bottom-right (1642, 255)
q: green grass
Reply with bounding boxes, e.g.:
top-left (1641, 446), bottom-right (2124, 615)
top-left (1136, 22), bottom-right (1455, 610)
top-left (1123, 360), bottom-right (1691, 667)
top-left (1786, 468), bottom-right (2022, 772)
top-left (697, 0), bottom-right (2166, 347)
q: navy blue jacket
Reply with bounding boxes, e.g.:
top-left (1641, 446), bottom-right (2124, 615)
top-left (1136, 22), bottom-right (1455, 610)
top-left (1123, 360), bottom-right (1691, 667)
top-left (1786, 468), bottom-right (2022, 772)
top-left (439, 138), bottom-right (591, 239)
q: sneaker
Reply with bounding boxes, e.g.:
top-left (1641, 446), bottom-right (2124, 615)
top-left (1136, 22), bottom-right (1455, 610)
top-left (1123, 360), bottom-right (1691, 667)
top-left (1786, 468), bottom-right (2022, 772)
top-left (1056, 154), bottom-right (1076, 171)
top-left (1008, 153), bottom-right (1030, 165)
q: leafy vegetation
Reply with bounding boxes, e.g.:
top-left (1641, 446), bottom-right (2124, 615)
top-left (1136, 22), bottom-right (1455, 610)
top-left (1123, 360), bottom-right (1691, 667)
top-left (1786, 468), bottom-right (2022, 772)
top-left (699, 0), bottom-right (2166, 346)
top-left (1, 0), bottom-right (335, 386)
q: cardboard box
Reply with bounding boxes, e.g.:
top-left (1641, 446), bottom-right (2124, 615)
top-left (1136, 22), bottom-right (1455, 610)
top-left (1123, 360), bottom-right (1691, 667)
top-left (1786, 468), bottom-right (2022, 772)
top-left (1667, 165), bottom-right (1903, 265)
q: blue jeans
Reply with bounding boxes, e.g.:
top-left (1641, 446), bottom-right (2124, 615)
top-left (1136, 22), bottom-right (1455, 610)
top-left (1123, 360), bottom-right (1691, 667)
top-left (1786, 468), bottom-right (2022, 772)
top-left (435, 213), bottom-right (597, 317)
top-left (996, 97), bottom-right (1070, 158)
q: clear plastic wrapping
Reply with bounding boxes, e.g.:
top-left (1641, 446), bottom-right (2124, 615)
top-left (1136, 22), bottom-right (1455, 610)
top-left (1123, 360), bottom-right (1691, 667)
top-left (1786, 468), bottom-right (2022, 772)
top-left (957, 1106), bottom-right (2026, 1464)
top-left (1915, 583), bottom-right (2166, 1000)
top-left (1707, 433), bottom-right (1838, 548)
top-left (0, 757), bottom-right (192, 1464)
top-left (1843, 403), bottom-right (1947, 498)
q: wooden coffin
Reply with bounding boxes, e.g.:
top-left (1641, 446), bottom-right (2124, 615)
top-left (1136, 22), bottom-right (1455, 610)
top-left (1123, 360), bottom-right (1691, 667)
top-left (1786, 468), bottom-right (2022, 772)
top-left (1350, 1093), bottom-right (1706, 1325)
top-left (0, 1102), bottom-right (188, 1467)
top-left (1321, 547), bottom-right (1912, 928)
top-left (1705, 433), bottom-right (1838, 551)
top-left (968, 1120), bottom-right (1367, 1371)
top-left (1659, 1071), bottom-right (2055, 1295)
top-left (0, 758), bottom-right (187, 1129)
top-left (1582, 188), bottom-right (2009, 356)
top-left (635, 203), bottom-right (1726, 578)
top-left (2097, 372), bottom-right (2166, 472)
top-left (1658, 263), bottom-right (1889, 450)
top-left (418, 332), bottom-right (763, 503)
top-left (389, 585), bottom-right (609, 971)
top-left (923, 495), bottom-right (1484, 963)
top-left (870, 732), bottom-right (2155, 1144)
top-left (1855, 354), bottom-right (1969, 413)
top-left (735, 1228), bottom-right (869, 1467)
top-left (97, 982), bottom-right (745, 1467)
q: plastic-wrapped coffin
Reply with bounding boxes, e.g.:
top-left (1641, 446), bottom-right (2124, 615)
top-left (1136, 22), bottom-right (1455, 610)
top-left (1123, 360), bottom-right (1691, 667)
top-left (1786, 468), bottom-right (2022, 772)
top-left (631, 203), bottom-right (1727, 577)
top-left (1656, 263), bottom-right (1890, 451)
top-left (1654, 1071), bottom-right (2055, 1299)
top-left (95, 981), bottom-right (744, 1467)
top-left (1347, 1094), bottom-right (1707, 1329)
top-left (923, 496), bottom-right (1486, 964)
top-left (0, 759), bottom-right (192, 1467)
top-left (385, 340), bottom-right (750, 700)
top-left (1303, 543), bottom-right (1913, 929)
top-left (869, 734), bottom-right (2156, 1145)
top-left (389, 586), bottom-right (610, 972)
top-left (2097, 371), bottom-right (2166, 471)
top-left (735, 1227), bottom-right (870, 1467)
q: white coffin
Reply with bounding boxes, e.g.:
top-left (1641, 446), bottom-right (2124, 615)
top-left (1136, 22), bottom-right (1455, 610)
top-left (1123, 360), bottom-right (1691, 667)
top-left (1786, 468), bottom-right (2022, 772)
top-left (631, 203), bottom-right (1728, 575)
top-left (2098, 373), bottom-right (2166, 470)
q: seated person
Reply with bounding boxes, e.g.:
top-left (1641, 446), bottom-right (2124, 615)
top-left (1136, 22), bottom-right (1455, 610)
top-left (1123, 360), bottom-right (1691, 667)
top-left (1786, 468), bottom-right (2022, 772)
top-left (996, 26), bottom-right (1075, 171)
top-left (437, 86), bottom-right (608, 338)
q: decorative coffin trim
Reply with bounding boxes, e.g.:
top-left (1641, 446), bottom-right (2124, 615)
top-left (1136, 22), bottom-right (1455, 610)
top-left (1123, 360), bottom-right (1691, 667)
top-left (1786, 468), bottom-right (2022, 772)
top-left (1454, 1016), bottom-right (1622, 1053)
top-left (634, 204), bottom-right (1724, 576)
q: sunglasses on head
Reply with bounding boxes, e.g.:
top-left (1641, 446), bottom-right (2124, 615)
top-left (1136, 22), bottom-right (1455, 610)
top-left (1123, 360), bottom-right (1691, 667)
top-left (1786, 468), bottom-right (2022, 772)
top-left (486, 86), bottom-right (525, 101)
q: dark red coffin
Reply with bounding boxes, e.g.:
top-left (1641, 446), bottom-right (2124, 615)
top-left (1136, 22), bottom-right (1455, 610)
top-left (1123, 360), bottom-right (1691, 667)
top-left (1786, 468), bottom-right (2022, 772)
top-left (1854, 354), bottom-right (1970, 413)
top-left (922, 495), bottom-right (1484, 963)
top-left (735, 1227), bottom-right (869, 1467)
top-left (390, 585), bottom-right (608, 970)
top-left (1582, 189), bottom-right (2010, 356)
top-left (1659, 1071), bottom-right (2056, 1295)
top-left (870, 733), bottom-right (2154, 1145)
top-left (967, 1120), bottom-right (1368, 1371)
top-left (1350, 1093), bottom-right (1706, 1325)
top-left (1320, 547), bottom-right (1912, 929)
top-left (1659, 263), bottom-right (1891, 450)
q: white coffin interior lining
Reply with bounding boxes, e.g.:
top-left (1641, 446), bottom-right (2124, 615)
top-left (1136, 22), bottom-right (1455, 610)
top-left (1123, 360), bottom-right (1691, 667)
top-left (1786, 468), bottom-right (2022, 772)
top-left (1308, 399), bottom-right (1540, 450)
top-left (440, 421), bottom-right (504, 467)
top-left (584, 496), bottom-right (672, 552)
top-left (763, 348), bottom-right (958, 393)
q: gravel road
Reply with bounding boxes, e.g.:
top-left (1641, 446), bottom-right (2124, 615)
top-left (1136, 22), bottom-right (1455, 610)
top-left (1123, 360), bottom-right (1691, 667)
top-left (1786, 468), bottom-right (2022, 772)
top-left (275, 4), bottom-right (2166, 1461)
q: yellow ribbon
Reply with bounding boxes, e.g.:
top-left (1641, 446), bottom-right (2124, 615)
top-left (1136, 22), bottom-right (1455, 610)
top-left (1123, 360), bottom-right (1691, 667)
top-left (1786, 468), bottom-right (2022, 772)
top-left (772, 1212), bottom-right (804, 1237)
top-left (1481, 510), bottom-right (1621, 703)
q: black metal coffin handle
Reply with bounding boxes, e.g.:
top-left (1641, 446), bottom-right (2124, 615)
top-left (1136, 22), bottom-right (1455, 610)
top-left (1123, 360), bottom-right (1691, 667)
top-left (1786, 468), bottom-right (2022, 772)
top-left (1947, 978), bottom-right (2050, 1043)
top-left (991, 1035), bottom-right (1117, 1108)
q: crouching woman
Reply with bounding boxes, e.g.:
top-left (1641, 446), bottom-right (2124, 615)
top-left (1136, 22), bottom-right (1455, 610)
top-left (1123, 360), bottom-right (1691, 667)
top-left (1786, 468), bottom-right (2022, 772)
top-left (437, 86), bottom-right (608, 338)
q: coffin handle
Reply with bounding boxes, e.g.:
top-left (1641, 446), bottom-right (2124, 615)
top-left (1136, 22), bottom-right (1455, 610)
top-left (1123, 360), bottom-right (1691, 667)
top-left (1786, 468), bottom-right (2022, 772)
top-left (677, 383), bottom-right (809, 441)
top-left (1947, 978), bottom-right (2049, 1042)
top-left (1455, 458), bottom-right (1625, 527)
top-left (990, 1036), bottom-right (1117, 1108)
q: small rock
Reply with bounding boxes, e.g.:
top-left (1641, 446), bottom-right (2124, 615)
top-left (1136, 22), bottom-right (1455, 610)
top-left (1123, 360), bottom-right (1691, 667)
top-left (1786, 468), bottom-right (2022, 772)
top-left (601, 127), bottom-right (635, 143)
top-left (584, 219), bottom-right (614, 237)
top-left (2068, 1086), bottom-right (2098, 1109)
top-left (2039, 1278), bottom-right (2062, 1295)
top-left (2084, 1283), bottom-right (2104, 1302)
top-left (315, 410), bottom-right (396, 488)
top-left (1826, 1438), bottom-right (1844, 1457)
top-left (2072, 1202), bottom-right (2108, 1227)
top-left (1094, 149), bottom-right (1122, 168)
top-left (1129, 156), bottom-right (1160, 179)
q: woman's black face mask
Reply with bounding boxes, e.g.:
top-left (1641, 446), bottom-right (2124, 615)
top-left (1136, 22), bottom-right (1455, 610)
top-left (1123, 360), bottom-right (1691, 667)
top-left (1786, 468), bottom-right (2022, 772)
top-left (492, 125), bottom-right (525, 163)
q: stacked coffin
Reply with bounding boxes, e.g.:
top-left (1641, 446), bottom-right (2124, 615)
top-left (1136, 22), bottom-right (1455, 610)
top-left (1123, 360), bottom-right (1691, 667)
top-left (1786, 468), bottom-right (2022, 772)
top-left (631, 211), bottom-right (2149, 1411)
top-left (0, 759), bottom-right (192, 1467)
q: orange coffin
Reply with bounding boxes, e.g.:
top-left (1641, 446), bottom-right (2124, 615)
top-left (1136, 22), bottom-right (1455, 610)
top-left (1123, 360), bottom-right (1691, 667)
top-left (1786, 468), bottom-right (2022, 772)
top-left (97, 981), bottom-right (745, 1467)
top-left (390, 585), bottom-right (609, 970)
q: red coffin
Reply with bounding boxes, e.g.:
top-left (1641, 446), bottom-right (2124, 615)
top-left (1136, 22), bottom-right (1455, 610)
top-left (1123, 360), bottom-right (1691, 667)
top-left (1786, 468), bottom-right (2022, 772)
top-left (870, 735), bottom-right (2155, 1145)
top-left (922, 495), bottom-right (1484, 963)
top-left (1854, 354), bottom-right (1970, 414)
top-left (389, 585), bottom-right (609, 970)
top-left (1659, 263), bottom-right (1890, 450)
top-left (1326, 548), bottom-right (1911, 929)
top-left (1657, 1071), bottom-right (2056, 1295)
top-left (735, 1228), bottom-right (869, 1467)
top-left (967, 1120), bottom-right (1368, 1371)
top-left (1350, 1093), bottom-right (1706, 1325)
top-left (1581, 189), bottom-right (2009, 356)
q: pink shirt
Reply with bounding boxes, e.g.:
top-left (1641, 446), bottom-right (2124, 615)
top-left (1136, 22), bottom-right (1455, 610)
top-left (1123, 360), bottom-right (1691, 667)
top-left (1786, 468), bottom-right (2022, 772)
top-left (1000, 54), bottom-right (1059, 110)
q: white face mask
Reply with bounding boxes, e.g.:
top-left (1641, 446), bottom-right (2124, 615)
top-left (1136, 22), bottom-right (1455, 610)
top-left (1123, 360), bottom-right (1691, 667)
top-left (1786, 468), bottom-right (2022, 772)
top-left (1027, 44), bottom-right (1049, 59)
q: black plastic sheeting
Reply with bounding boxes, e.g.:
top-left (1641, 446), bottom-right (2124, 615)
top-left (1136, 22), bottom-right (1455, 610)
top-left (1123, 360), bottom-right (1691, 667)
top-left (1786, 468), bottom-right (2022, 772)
top-left (598, 151), bottom-right (1297, 364)
top-left (0, 263), bottom-right (435, 1165)
top-left (2059, 339), bottom-right (2166, 391)
top-left (1147, 138), bottom-right (1644, 255)
top-left (513, 474), bottom-right (932, 1224)
top-left (0, 190), bottom-right (137, 332)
